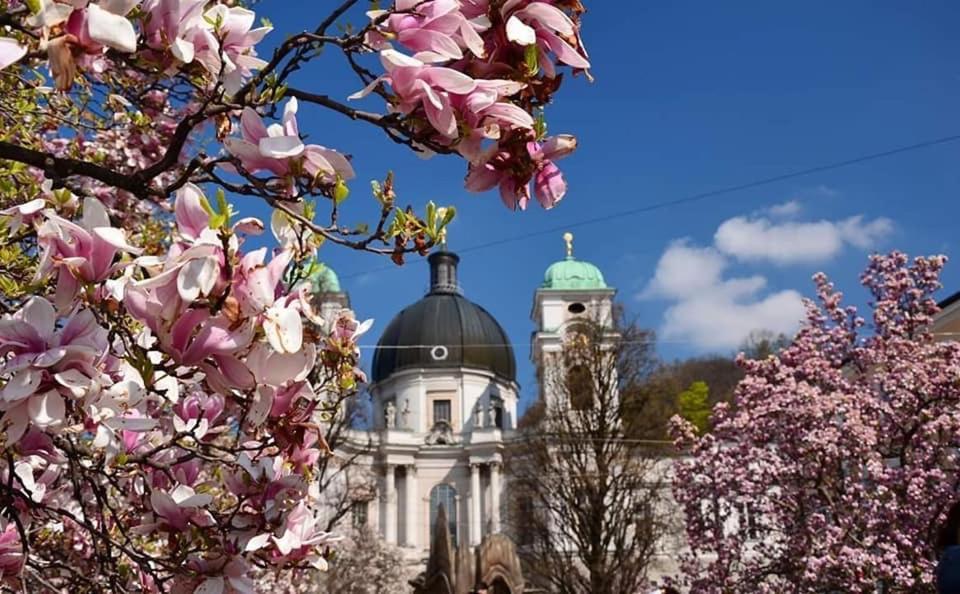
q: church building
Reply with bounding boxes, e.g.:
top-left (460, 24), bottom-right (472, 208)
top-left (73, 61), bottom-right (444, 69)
top-left (321, 233), bottom-right (614, 566)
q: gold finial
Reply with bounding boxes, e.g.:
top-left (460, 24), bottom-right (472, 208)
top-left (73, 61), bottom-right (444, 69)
top-left (437, 207), bottom-right (449, 248)
top-left (563, 232), bottom-right (574, 259)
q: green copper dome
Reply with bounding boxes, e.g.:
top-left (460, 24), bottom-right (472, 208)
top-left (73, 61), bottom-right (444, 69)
top-left (541, 232), bottom-right (607, 290)
top-left (309, 262), bottom-right (342, 293)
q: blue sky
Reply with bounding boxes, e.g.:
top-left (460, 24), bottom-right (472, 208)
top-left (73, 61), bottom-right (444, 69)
top-left (241, 0), bottom-right (960, 410)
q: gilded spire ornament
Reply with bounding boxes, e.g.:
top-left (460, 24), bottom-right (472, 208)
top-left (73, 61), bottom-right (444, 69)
top-left (563, 231), bottom-right (574, 259)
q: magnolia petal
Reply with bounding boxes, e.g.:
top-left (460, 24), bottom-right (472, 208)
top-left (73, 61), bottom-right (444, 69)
top-left (379, 48), bottom-right (423, 69)
top-left (99, 0), bottom-right (140, 16)
top-left (354, 318), bottom-right (374, 339)
top-left (2, 369), bottom-right (41, 402)
top-left (14, 462), bottom-right (45, 502)
top-left (505, 15), bottom-right (537, 46)
top-left (81, 196), bottom-right (111, 230)
top-left (33, 347), bottom-right (67, 368)
top-left (244, 533), bottom-right (272, 552)
top-left (53, 369), bottom-right (93, 397)
top-left (425, 67), bottom-right (476, 94)
top-left (516, 2), bottom-right (576, 36)
top-left (258, 135), bottom-right (304, 159)
top-left (0, 37), bottom-right (27, 71)
top-left (348, 75), bottom-right (386, 100)
top-left (28, 390), bottom-right (65, 428)
top-left (424, 99), bottom-right (458, 139)
top-left (533, 160), bottom-right (566, 209)
top-left (177, 256), bottom-right (219, 303)
top-left (171, 37), bottom-right (195, 64)
top-left (175, 183), bottom-right (211, 240)
top-left (272, 529), bottom-right (299, 556)
top-left (247, 385), bottom-right (274, 427)
top-left (21, 296), bottom-right (56, 340)
top-left (86, 4), bottom-right (138, 53)
top-left (2, 405), bottom-right (28, 444)
top-left (232, 217), bottom-right (264, 235)
top-left (93, 226), bottom-right (142, 254)
top-left (483, 102), bottom-right (534, 128)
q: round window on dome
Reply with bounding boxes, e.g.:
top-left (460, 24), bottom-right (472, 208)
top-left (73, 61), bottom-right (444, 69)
top-left (430, 345), bottom-right (449, 361)
top-left (568, 302), bottom-right (586, 314)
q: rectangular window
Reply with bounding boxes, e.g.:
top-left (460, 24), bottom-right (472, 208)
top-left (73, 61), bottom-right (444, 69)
top-left (433, 399), bottom-right (452, 423)
top-left (351, 501), bottom-right (368, 528)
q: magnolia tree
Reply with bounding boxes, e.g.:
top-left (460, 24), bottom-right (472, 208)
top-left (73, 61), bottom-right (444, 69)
top-left (0, 0), bottom-right (592, 591)
top-left (671, 252), bottom-right (960, 593)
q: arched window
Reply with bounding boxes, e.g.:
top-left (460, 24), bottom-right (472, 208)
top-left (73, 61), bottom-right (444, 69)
top-left (566, 364), bottom-right (594, 410)
top-left (429, 484), bottom-right (458, 545)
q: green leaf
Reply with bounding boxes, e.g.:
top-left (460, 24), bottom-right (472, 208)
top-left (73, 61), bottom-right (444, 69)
top-left (425, 201), bottom-right (437, 231)
top-left (440, 206), bottom-right (456, 227)
top-left (524, 44), bottom-right (539, 76)
top-left (533, 108), bottom-right (547, 140)
top-left (333, 178), bottom-right (350, 204)
top-left (25, 0), bottom-right (41, 14)
top-left (215, 188), bottom-right (231, 227)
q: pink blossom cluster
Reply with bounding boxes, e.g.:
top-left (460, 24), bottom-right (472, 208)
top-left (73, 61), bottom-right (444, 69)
top-left (669, 252), bottom-right (960, 593)
top-left (224, 98), bottom-right (356, 196)
top-left (353, 0), bottom-right (590, 210)
top-left (0, 187), bottom-right (372, 592)
top-left (0, 0), bottom-right (269, 93)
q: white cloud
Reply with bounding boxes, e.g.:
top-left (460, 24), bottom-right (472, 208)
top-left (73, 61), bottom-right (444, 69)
top-left (768, 200), bottom-right (802, 218)
top-left (642, 203), bottom-right (891, 352)
top-left (643, 240), bottom-right (726, 298)
top-left (644, 242), bottom-right (805, 351)
top-left (714, 214), bottom-right (893, 266)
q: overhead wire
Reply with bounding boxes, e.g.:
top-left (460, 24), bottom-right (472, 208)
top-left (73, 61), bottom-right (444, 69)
top-left (340, 132), bottom-right (960, 281)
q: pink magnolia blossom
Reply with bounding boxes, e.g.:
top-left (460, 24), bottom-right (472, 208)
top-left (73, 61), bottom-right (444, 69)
top-left (172, 391), bottom-right (225, 439)
top-left (224, 98), bottom-right (355, 185)
top-left (147, 484), bottom-right (215, 532)
top-left (0, 198), bottom-right (46, 234)
top-left (141, 0), bottom-right (209, 63)
top-left (465, 133), bottom-right (576, 210)
top-left (367, 0), bottom-right (488, 61)
top-left (502, 1), bottom-right (590, 77)
top-left (197, 4), bottom-right (272, 95)
top-left (233, 247), bottom-right (303, 355)
top-left (350, 50), bottom-right (477, 139)
top-left (270, 502), bottom-right (336, 568)
top-left (671, 252), bottom-right (960, 593)
top-left (0, 520), bottom-right (24, 581)
top-left (454, 79), bottom-right (532, 162)
top-left (36, 196), bottom-right (141, 311)
top-left (29, 0), bottom-right (139, 89)
top-left (0, 297), bottom-right (108, 443)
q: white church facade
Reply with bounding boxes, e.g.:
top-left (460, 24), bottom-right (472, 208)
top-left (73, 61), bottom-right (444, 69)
top-left (318, 233), bottom-right (621, 567)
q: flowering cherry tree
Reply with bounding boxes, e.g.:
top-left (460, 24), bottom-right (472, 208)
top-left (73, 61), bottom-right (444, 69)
top-left (671, 252), bottom-right (960, 593)
top-left (0, 0), bottom-right (591, 591)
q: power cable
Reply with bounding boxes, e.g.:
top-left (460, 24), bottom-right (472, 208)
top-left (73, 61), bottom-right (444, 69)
top-left (340, 133), bottom-right (960, 280)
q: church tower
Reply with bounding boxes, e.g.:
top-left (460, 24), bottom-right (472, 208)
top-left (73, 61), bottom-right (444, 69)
top-left (531, 233), bottom-right (616, 404)
top-left (307, 262), bottom-right (350, 321)
top-left (364, 248), bottom-right (518, 558)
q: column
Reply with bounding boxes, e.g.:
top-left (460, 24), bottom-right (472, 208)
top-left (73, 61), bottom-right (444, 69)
top-left (404, 465), bottom-right (418, 548)
top-left (489, 462), bottom-right (501, 534)
top-left (470, 463), bottom-right (482, 545)
top-left (384, 464), bottom-right (397, 544)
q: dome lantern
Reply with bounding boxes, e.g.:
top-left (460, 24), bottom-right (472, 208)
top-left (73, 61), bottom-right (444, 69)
top-left (542, 232), bottom-right (607, 290)
top-left (372, 251), bottom-right (516, 384)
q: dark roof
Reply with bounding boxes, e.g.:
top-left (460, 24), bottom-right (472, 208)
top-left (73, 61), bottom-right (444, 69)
top-left (371, 251), bottom-right (516, 384)
top-left (939, 290), bottom-right (960, 310)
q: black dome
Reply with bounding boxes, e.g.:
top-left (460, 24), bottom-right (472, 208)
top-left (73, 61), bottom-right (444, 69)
top-left (372, 252), bottom-right (516, 384)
